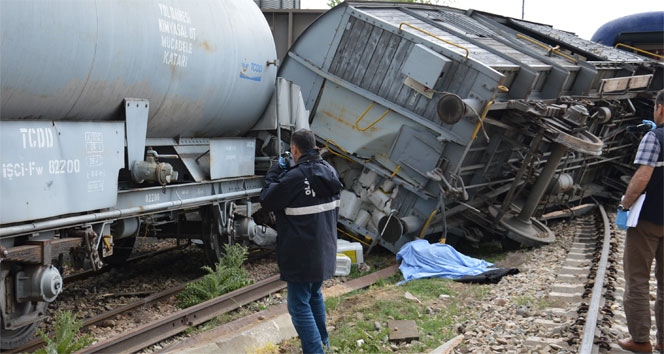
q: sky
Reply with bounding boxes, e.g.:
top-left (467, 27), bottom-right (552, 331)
top-left (300, 0), bottom-right (661, 40)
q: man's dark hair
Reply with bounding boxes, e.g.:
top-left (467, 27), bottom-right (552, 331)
top-left (291, 129), bottom-right (316, 152)
top-left (656, 90), bottom-right (664, 109)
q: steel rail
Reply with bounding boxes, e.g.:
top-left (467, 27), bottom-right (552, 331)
top-left (0, 188), bottom-right (262, 237)
top-left (8, 280), bottom-right (192, 354)
top-left (78, 274), bottom-right (286, 353)
top-left (579, 204), bottom-right (611, 353)
top-left (10, 244), bottom-right (199, 353)
top-left (10, 248), bottom-right (276, 353)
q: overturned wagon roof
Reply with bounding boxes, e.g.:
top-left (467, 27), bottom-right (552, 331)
top-left (278, 1), bottom-right (660, 164)
top-left (280, 1), bottom-right (660, 113)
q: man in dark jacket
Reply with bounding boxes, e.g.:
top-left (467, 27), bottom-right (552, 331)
top-left (260, 129), bottom-right (342, 354)
top-left (617, 90), bottom-right (664, 353)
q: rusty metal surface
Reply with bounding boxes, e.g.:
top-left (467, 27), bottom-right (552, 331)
top-left (78, 274), bottom-right (286, 353)
top-left (1, 238), bottom-right (82, 264)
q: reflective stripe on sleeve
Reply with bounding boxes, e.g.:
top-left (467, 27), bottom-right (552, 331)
top-left (656, 161), bottom-right (664, 167)
top-left (284, 200), bottom-right (340, 216)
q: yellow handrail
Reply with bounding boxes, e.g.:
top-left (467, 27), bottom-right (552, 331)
top-left (355, 103), bottom-right (391, 131)
top-left (471, 100), bottom-right (494, 140)
top-left (325, 139), bottom-right (370, 165)
top-left (390, 165), bottom-right (401, 178)
top-left (418, 209), bottom-right (438, 239)
top-left (325, 139), bottom-right (355, 163)
top-left (516, 34), bottom-right (577, 63)
top-left (399, 22), bottom-right (469, 59)
top-left (615, 43), bottom-right (664, 60)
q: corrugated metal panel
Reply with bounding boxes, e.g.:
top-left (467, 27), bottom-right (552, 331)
top-left (361, 8), bottom-right (513, 67)
top-left (511, 19), bottom-right (646, 62)
top-left (329, 20), bottom-right (417, 106)
top-left (328, 15), bottom-right (494, 124)
top-left (418, 9), bottom-right (494, 37)
top-left (254, 0), bottom-right (300, 9)
top-left (413, 9), bottom-right (552, 68)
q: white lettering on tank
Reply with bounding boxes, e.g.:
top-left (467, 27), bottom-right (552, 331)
top-left (84, 132), bottom-right (105, 193)
top-left (146, 193), bottom-right (160, 203)
top-left (19, 127), bottom-right (54, 149)
top-left (85, 132), bottom-right (104, 153)
top-left (157, 3), bottom-right (196, 69)
top-left (1, 159), bottom-right (80, 181)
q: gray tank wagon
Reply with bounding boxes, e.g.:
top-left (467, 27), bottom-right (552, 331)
top-left (0, 0), bottom-right (310, 349)
top-left (278, 1), bottom-right (662, 253)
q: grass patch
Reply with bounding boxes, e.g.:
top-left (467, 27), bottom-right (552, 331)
top-left (472, 285), bottom-right (492, 300)
top-left (402, 278), bottom-right (454, 300)
top-left (36, 310), bottom-right (94, 354)
top-left (325, 276), bottom-right (487, 353)
top-left (176, 244), bottom-right (252, 308)
top-left (537, 297), bottom-right (560, 310)
top-left (252, 342), bottom-right (280, 354)
top-left (514, 295), bottom-right (534, 306)
top-left (325, 296), bottom-right (341, 311)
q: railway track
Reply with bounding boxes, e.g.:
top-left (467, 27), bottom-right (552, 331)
top-left (527, 204), bottom-right (658, 352)
top-left (78, 274), bottom-right (286, 353)
top-left (7, 246), bottom-right (276, 353)
top-left (78, 264), bottom-right (399, 353)
top-left (7, 279), bottom-right (193, 354)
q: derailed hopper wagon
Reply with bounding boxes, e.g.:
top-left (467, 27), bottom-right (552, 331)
top-left (278, 1), bottom-right (663, 253)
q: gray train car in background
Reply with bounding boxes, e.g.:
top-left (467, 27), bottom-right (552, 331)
top-left (278, 1), bottom-right (662, 253)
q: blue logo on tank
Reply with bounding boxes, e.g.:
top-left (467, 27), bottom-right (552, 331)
top-left (240, 61), bottom-right (263, 82)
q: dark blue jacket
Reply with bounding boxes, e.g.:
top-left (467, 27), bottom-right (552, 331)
top-left (259, 150), bottom-right (342, 283)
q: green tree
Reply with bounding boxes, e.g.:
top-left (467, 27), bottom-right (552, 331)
top-left (328, 0), bottom-right (439, 8)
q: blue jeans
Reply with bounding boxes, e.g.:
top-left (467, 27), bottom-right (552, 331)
top-left (287, 281), bottom-right (329, 354)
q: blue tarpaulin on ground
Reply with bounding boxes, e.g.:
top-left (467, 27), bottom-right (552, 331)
top-left (396, 239), bottom-right (495, 283)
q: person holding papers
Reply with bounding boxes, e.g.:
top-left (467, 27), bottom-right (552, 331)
top-left (616, 90), bottom-right (664, 354)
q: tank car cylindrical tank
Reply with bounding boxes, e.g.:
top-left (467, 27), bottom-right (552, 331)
top-left (0, 0), bottom-right (277, 138)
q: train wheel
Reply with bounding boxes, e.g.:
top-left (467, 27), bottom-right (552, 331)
top-left (0, 269), bottom-right (47, 350)
top-left (0, 309), bottom-right (44, 350)
top-left (201, 206), bottom-right (231, 266)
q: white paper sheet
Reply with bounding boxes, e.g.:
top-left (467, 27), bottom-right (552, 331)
top-left (624, 194), bottom-right (646, 228)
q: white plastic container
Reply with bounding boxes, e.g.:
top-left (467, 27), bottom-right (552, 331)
top-left (358, 169), bottom-right (378, 188)
top-left (354, 209), bottom-right (371, 228)
top-left (368, 189), bottom-right (391, 213)
top-left (337, 239), bottom-right (364, 264)
top-left (335, 253), bottom-right (352, 276)
top-left (339, 190), bottom-right (361, 220)
top-left (380, 179), bottom-right (395, 193)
